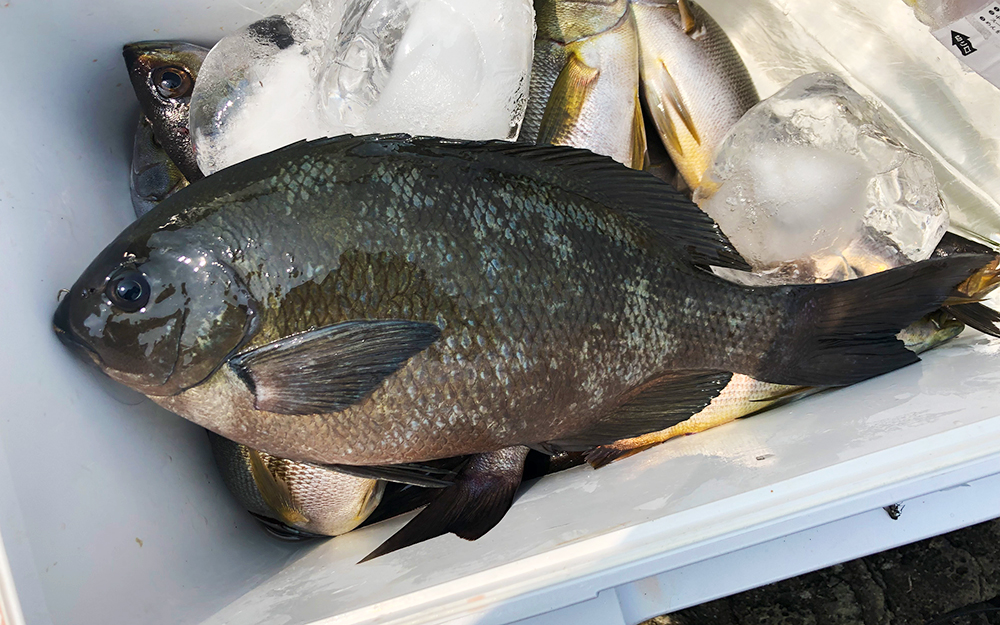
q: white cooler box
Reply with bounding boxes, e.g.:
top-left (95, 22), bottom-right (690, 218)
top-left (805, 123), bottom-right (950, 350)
top-left (2, 1), bottom-right (1000, 624)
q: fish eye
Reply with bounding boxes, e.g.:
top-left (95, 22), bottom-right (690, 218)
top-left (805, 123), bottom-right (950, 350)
top-left (153, 66), bottom-right (193, 99)
top-left (106, 269), bottom-right (151, 312)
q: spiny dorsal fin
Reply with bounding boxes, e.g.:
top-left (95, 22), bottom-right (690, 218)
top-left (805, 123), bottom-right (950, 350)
top-left (400, 136), bottom-right (750, 271)
top-left (231, 134), bottom-right (750, 271)
top-left (243, 134), bottom-right (750, 270)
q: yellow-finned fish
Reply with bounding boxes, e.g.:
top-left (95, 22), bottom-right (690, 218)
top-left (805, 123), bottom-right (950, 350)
top-left (631, 0), bottom-right (759, 189)
top-left (208, 432), bottom-right (384, 538)
top-left (521, 0), bottom-right (646, 169)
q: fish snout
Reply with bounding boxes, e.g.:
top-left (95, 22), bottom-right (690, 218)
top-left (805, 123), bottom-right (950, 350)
top-left (53, 294), bottom-right (99, 362)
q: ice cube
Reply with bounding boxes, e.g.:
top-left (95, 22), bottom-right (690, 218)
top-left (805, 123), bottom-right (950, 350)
top-left (190, 0), bottom-right (534, 175)
top-left (189, 11), bottom-right (333, 174)
top-left (695, 73), bottom-right (949, 284)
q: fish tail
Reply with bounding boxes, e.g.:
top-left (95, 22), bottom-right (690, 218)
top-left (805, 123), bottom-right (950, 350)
top-left (748, 253), bottom-right (993, 387)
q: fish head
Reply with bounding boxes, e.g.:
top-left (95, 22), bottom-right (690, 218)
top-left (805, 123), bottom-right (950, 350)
top-left (123, 41), bottom-right (205, 117)
top-left (54, 214), bottom-right (258, 396)
top-left (123, 41), bottom-right (208, 181)
top-left (123, 40), bottom-right (206, 104)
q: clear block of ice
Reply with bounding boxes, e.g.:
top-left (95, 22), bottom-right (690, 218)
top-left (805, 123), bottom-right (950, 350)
top-left (696, 0), bottom-right (1000, 246)
top-left (695, 73), bottom-right (949, 284)
top-left (190, 0), bottom-right (534, 175)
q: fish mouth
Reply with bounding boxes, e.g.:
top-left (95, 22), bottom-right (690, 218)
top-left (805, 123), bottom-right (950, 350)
top-left (53, 295), bottom-right (101, 364)
top-left (122, 44), bottom-right (154, 74)
top-left (249, 512), bottom-right (326, 541)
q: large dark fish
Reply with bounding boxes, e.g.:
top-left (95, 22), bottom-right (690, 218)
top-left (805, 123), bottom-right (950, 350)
top-left (123, 41), bottom-right (208, 183)
top-left (53, 135), bottom-right (989, 543)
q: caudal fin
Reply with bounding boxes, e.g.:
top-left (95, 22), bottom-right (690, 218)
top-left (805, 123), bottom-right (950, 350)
top-left (751, 253), bottom-right (992, 387)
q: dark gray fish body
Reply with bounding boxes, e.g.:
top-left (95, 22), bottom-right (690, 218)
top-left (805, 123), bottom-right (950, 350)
top-left (123, 41), bottom-right (208, 182)
top-left (130, 115), bottom-right (190, 218)
top-left (53, 135), bottom-right (990, 468)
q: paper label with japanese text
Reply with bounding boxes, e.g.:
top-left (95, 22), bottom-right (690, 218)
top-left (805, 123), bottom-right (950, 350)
top-left (933, 2), bottom-right (1000, 87)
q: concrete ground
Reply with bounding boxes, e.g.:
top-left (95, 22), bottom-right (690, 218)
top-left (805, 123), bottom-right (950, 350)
top-left (643, 517), bottom-right (1000, 625)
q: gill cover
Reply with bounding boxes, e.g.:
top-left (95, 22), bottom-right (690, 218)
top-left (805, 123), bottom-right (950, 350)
top-left (54, 233), bottom-right (257, 396)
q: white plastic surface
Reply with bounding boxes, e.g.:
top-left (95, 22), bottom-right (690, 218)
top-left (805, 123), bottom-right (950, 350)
top-left (1, 2), bottom-right (1000, 625)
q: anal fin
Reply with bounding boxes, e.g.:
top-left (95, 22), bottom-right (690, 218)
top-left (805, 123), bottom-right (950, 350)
top-left (360, 446), bottom-right (530, 562)
top-left (547, 370), bottom-right (733, 451)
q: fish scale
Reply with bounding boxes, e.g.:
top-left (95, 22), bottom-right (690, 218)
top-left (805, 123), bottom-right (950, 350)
top-left (55, 136), bottom-right (990, 469)
top-left (152, 151), bottom-right (736, 460)
top-left (631, 0), bottom-right (760, 188)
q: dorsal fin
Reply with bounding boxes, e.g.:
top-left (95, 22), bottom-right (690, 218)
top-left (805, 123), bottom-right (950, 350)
top-left (269, 134), bottom-right (750, 271)
top-left (405, 137), bottom-right (750, 271)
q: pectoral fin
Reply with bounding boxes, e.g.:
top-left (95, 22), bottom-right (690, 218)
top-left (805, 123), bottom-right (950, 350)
top-left (537, 51), bottom-right (601, 147)
top-left (360, 446), bottom-right (529, 562)
top-left (229, 320), bottom-right (441, 415)
top-left (630, 93), bottom-right (649, 171)
top-left (678, 0), bottom-right (699, 34)
top-left (247, 449), bottom-right (309, 526)
top-left (657, 59), bottom-right (700, 146)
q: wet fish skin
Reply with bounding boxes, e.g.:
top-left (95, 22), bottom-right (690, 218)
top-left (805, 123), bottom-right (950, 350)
top-left (127, 119), bottom-right (382, 540)
top-left (208, 432), bottom-right (383, 537)
top-left (53, 135), bottom-right (990, 468)
top-left (631, 0), bottom-right (759, 189)
top-left (522, 0), bottom-right (645, 168)
top-left (123, 41), bottom-right (208, 183)
top-left (130, 115), bottom-right (189, 218)
top-left (587, 308), bottom-right (968, 467)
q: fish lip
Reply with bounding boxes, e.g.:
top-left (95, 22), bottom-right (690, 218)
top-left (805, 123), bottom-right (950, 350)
top-left (122, 44), bottom-right (153, 74)
top-left (249, 512), bottom-right (325, 541)
top-left (53, 296), bottom-right (101, 362)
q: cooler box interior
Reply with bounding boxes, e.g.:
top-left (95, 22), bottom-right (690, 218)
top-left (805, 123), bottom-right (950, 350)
top-left (1, 1), bottom-right (1000, 624)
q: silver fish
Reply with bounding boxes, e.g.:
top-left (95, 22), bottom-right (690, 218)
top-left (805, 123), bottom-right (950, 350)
top-left (632, 0), bottom-right (759, 189)
top-left (522, 0), bottom-right (646, 168)
top-left (209, 432), bottom-right (384, 537)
